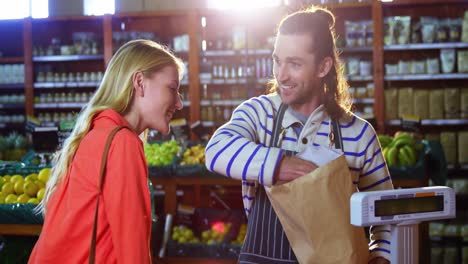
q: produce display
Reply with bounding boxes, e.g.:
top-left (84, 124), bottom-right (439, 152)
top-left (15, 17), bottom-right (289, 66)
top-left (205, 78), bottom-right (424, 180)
top-left (0, 132), bottom-right (28, 161)
top-left (180, 144), bottom-right (205, 165)
top-left (144, 140), bottom-right (180, 166)
top-left (0, 167), bottom-right (50, 204)
top-left (379, 132), bottom-right (423, 167)
top-left (171, 222), bottom-right (247, 245)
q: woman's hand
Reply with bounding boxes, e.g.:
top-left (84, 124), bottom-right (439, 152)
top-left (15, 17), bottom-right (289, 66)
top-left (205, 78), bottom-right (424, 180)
top-left (368, 257), bottom-right (390, 264)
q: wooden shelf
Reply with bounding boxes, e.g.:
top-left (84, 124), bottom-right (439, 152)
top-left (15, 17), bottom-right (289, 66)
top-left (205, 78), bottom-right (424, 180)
top-left (352, 98), bottom-right (374, 104)
top-left (384, 73), bottom-right (468, 81)
top-left (325, 2), bottom-right (372, 9)
top-left (382, 0), bottom-right (467, 6)
top-left (0, 123), bottom-right (25, 129)
top-left (155, 257), bottom-right (236, 264)
top-left (384, 42), bottom-right (468, 50)
top-left (152, 177), bottom-right (240, 187)
top-left (0, 83), bottom-right (24, 89)
top-left (339, 46), bottom-right (373, 52)
top-left (34, 102), bottom-right (86, 109)
top-left (346, 75), bottom-right (373, 81)
top-left (386, 119), bottom-right (468, 126)
top-left (0, 103), bottom-right (25, 109)
top-left (32, 54), bottom-right (104, 62)
top-left (34, 81), bottom-right (100, 88)
top-left (0, 57), bottom-right (24, 63)
top-left (202, 49), bottom-right (272, 57)
top-left (0, 224), bottom-right (42, 236)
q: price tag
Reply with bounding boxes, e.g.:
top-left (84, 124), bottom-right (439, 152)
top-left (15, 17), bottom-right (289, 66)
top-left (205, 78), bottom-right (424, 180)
top-left (401, 114), bottom-right (421, 132)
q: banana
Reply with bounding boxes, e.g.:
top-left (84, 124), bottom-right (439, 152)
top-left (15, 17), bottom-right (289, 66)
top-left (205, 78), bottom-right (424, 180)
top-left (378, 135), bottom-right (393, 149)
top-left (387, 146), bottom-right (399, 167)
top-left (382, 147), bottom-right (389, 163)
top-left (401, 145), bottom-right (417, 166)
top-left (390, 136), bottom-right (415, 148)
top-left (398, 147), bottom-right (411, 167)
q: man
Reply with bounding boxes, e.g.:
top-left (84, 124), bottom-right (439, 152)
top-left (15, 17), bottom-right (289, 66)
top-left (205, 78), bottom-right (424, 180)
top-left (205, 6), bottom-right (392, 264)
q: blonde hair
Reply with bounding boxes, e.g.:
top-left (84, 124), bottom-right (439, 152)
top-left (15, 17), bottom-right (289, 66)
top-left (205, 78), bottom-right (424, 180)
top-left (38, 40), bottom-right (184, 214)
top-left (268, 6), bottom-right (352, 119)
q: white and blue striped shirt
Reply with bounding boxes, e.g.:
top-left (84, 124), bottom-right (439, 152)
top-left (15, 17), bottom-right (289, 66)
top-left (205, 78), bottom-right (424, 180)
top-left (205, 93), bottom-right (394, 261)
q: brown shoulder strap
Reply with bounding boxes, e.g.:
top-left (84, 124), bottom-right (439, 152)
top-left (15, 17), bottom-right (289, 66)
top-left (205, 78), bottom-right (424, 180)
top-left (89, 125), bottom-right (128, 264)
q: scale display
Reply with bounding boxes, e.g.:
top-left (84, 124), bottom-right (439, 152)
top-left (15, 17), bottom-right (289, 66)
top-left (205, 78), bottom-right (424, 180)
top-left (374, 195), bottom-right (444, 216)
top-left (351, 186), bottom-right (455, 226)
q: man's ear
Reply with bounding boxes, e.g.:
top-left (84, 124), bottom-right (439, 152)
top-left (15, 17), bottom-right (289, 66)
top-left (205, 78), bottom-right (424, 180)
top-left (132, 71), bottom-right (145, 97)
top-left (317, 57), bottom-right (333, 78)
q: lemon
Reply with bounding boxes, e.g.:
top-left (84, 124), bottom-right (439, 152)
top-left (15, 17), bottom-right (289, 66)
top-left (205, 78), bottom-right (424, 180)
top-left (27, 198), bottom-right (40, 205)
top-left (14, 181), bottom-right (24, 195)
top-left (3, 175), bottom-right (11, 182)
top-left (0, 192), bottom-right (6, 204)
top-left (25, 173), bottom-right (38, 182)
top-left (37, 188), bottom-right (46, 201)
top-left (11, 175), bottom-right (24, 183)
top-left (34, 180), bottom-right (45, 189)
top-left (38, 168), bottom-right (51, 183)
top-left (0, 177), bottom-right (5, 189)
top-left (24, 181), bottom-right (39, 197)
top-left (17, 194), bottom-right (30, 204)
top-left (5, 194), bottom-right (18, 204)
top-left (2, 182), bottom-right (15, 195)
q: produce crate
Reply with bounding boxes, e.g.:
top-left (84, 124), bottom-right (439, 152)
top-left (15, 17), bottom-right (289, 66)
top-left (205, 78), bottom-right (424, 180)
top-left (148, 164), bottom-right (175, 178)
top-left (0, 204), bottom-right (43, 224)
top-left (0, 162), bottom-right (46, 176)
top-left (174, 141), bottom-right (207, 177)
top-left (388, 140), bottom-right (447, 185)
top-left (166, 241), bottom-right (242, 259)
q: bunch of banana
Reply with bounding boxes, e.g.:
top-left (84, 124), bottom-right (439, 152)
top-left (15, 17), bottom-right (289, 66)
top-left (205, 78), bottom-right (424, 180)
top-left (380, 132), bottom-right (422, 167)
top-left (180, 144), bottom-right (206, 165)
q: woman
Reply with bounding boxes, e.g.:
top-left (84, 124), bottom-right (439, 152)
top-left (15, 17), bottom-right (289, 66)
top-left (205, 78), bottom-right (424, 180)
top-left (29, 40), bottom-right (184, 263)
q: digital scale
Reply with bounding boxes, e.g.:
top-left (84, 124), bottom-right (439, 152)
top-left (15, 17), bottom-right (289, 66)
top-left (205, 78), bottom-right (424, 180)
top-left (351, 186), bottom-right (456, 264)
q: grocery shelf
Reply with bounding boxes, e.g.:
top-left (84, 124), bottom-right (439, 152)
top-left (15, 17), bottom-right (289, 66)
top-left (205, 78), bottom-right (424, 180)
top-left (0, 123), bottom-right (25, 130)
top-left (0, 224), bottom-right (42, 236)
top-left (0, 83), bottom-right (24, 89)
top-left (386, 119), bottom-right (468, 126)
top-left (384, 42), bottom-right (468, 50)
top-left (448, 164), bottom-right (468, 173)
top-left (346, 75), bottom-right (373, 81)
top-left (384, 73), bottom-right (468, 81)
top-left (339, 46), bottom-right (373, 52)
top-left (202, 121), bottom-right (215, 127)
top-left (32, 54), bottom-right (104, 62)
top-left (201, 77), bottom-right (270, 85)
top-left (0, 57), bottom-right (24, 63)
top-left (34, 102), bottom-right (86, 109)
top-left (155, 257), bottom-right (236, 264)
top-left (0, 103), bottom-right (24, 109)
top-left (352, 98), bottom-right (374, 104)
top-left (34, 81), bottom-right (100, 88)
top-left (325, 1), bottom-right (372, 9)
top-left (200, 100), bottom-right (244, 106)
top-left (202, 49), bottom-right (272, 57)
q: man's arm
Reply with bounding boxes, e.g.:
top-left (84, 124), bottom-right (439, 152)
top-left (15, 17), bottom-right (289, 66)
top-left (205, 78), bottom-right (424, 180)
top-left (356, 123), bottom-right (394, 263)
top-left (205, 97), bottom-right (311, 186)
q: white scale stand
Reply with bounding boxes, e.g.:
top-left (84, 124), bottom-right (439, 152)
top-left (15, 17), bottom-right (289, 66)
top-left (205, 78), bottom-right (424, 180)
top-left (350, 186), bottom-right (456, 264)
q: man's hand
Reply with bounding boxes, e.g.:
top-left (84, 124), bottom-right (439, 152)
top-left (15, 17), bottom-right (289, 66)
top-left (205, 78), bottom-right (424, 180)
top-left (274, 156), bottom-right (318, 183)
top-left (368, 257), bottom-right (390, 264)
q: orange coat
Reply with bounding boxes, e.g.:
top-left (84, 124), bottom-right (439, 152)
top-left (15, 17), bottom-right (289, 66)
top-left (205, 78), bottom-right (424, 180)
top-left (29, 109), bottom-right (152, 264)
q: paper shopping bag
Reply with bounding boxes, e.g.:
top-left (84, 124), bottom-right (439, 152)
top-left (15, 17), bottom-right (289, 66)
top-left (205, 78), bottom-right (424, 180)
top-left (265, 155), bottom-right (369, 264)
